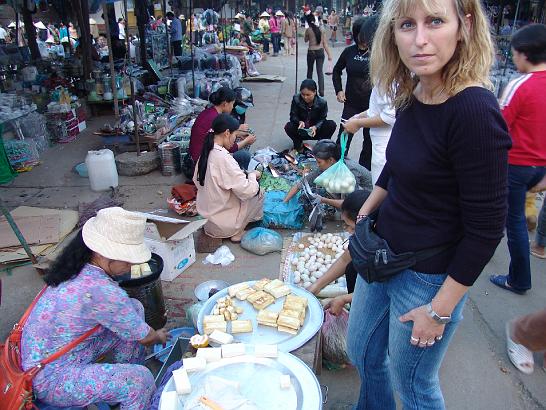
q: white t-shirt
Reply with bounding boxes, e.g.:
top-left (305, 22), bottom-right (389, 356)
top-left (366, 86), bottom-right (395, 140)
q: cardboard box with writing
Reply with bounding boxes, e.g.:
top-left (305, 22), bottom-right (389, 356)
top-left (141, 213), bottom-right (207, 281)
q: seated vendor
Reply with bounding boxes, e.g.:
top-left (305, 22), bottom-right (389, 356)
top-left (188, 86), bottom-right (256, 174)
top-left (284, 139), bottom-right (372, 205)
top-left (231, 86), bottom-right (254, 125)
top-left (194, 114), bottom-right (264, 242)
top-left (21, 207), bottom-right (169, 409)
top-left (307, 190), bottom-right (372, 314)
top-left (284, 79), bottom-right (337, 151)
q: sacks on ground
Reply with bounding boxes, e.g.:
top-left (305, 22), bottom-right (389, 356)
top-left (262, 190), bottom-right (303, 229)
top-left (322, 309), bottom-right (350, 365)
top-left (241, 227), bottom-right (283, 255)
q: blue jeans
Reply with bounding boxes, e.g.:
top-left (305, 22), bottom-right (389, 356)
top-left (347, 270), bottom-right (467, 410)
top-left (233, 150), bottom-right (251, 170)
top-left (536, 198), bottom-right (546, 247)
top-left (506, 165), bottom-right (546, 290)
top-left (271, 32), bottom-right (281, 54)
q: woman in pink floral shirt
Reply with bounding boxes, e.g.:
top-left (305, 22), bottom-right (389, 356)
top-left (21, 208), bottom-right (169, 409)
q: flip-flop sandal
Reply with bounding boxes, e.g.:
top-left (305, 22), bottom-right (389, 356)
top-left (505, 321), bottom-right (534, 374)
top-left (530, 249), bottom-right (546, 259)
top-left (489, 275), bottom-right (527, 295)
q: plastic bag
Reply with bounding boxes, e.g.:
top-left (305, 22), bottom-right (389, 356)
top-left (241, 227), bottom-right (283, 255)
top-left (322, 309), bottom-right (350, 365)
top-left (185, 301), bottom-right (205, 328)
top-left (314, 133), bottom-right (356, 194)
top-left (262, 191), bottom-right (304, 229)
top-left (203, 245), bottom-right (235, 266)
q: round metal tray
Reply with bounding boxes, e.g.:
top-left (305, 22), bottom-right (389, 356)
top-left (197, 281), bottom-right (324, 352)
top-left (159, 347), bottom-right (322, 410)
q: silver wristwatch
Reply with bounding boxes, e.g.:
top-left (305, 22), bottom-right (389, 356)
top-left (426, 303), bottom-right (451, 324)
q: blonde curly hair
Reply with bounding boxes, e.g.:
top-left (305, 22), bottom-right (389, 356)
top-left (370, 0), bottom-right (495, 109)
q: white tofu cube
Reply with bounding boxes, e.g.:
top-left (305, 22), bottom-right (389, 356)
top-left (182, 356), bottom-right (207, 373)
top-left (172, 368), bottom-right (191, 395)
top-left (196, 347), bottom-right (222, 362)
top-left (221, 343), bottom-right (246, 358)
top-left (160, 391), bottom-right (180, 409)
top-left (280, 374), bottom-right (291, 389)
top-left (254, 344), bottom-right (278, 358)
top-left (209, 329), bottom-right (234, 345)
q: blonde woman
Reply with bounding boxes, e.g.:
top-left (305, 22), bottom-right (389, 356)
top-left (345, 0), bottom-right (511, 408)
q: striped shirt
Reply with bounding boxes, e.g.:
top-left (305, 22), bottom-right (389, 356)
top-left (500, 70), bottom-right (546, 166)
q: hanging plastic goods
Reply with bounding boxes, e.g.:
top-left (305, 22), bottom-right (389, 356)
top-left (158, 142), bottom-right (182, 176)
top-left (314, 132), bottom-right (356, 194)
top-left (85, 149), bottom-right (119, 192)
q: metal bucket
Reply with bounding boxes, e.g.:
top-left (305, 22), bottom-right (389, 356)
top-left (119, 253), bottom-right (167, 330)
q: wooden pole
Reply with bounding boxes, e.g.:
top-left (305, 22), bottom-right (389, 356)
top-left (123, 0), bottom-right (140, 156)
top-left (190, 0), bottom-right (196, 96)
top-left (73, 0), bottom-right (92, 80)
top-left (21, 4), bottom-right (41, 60)
top-left (0, 197), bottom-right (43, 275)
top-left (162, 0), bottom-right (172, 73)
top-left (103, 3), bottom-right (120, 118)
top-left (15, 13), bottom-right (19, 47)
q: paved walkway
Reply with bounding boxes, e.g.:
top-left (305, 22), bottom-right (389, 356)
top-left (0, 38), bottom-right (545, 409)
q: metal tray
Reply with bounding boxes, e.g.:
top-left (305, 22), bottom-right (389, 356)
top-left (159, 347), bottom-right (322, 410)
top-left (197, 281), bottom-right (323, 352)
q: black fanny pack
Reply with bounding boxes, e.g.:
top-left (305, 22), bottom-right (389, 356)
top-left (348, 217), bottom-right (453, 284)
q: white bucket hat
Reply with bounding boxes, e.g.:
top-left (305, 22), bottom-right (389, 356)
top-left (82, 207), bottom-right (151, 264)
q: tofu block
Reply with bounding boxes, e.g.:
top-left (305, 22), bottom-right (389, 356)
top-left (196, 347), bottom-right (222, 362)
top-left (277, 314), bottom-right (301, 331)
top-left (130, 265), bottom-right (141, 279)
top-left (252, 278), bottom-right (271, 291)
top-left (254, 344), bottom-right (278, 358)
top-left (160, 391), bottom-right (180, 409)
top-left (263, 279), bottom-right (284, 293)
top-left (228, 283), bottom-right (249, 297)
top-left (268, 284), bottom-right (292, 299)
top-left (277, 325), bottom-right (298, 335)
top-left (204, 314), bottom-right (226, 324)
top-left (235, 287), bottom-right (257, 301)
top-left (280, 374), bottom-right (292, 389)
top-left (231, 319), bottom-right (253, 334)
top-left (182, 357), bottom-right (207, 373)
top-left (203, 321), bottom-right (227, 335)
top-left (221, 343), bottom-right (246, 358)
top-left (140, 262), bottom-right (152, 274)
top-left (256, 309), bottom-right (279, 327)
top-left (285, 294), bottom-right (308, 308)
top-left (172, 368), bottom-right (191, 395)
top-left (208, 329), bottom-right (234, 345)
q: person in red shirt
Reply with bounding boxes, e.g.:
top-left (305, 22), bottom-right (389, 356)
top-left (490, 24), bottom-right (546, 295)
top-left (186, 87), bottom-right (256, 178)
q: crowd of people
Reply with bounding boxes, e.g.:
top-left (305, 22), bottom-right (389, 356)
top-left (7, 0), bottom-right (546, 409)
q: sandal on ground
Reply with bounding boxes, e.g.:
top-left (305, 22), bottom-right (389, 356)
top-left (489, 275), bottom-right (527, 295)
top-left (530, 244), bottom-right (546, 259)
top-left (505, 322), bottom-right (534, 374)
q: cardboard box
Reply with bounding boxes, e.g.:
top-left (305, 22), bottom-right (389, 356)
top-left (141, 213), bottom-right (207, 281)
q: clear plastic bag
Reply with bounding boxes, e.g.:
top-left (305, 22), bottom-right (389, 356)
top-left (241, 227), bottom-right (283, 255)
top-left (314, 133), bottom-right (356, 194)
top-left (322, 309), bottom-right (350, 365)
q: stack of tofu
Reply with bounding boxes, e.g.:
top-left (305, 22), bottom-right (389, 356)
top-left (257, 294), bottom-right (308, 335)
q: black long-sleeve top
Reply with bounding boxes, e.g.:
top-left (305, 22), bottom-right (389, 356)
top-left (375, 87), bottom-right (511, 286)
top-left (289, 94), bottom-right (328, 129)
top-left (332, 44), bottom-right (372, 112)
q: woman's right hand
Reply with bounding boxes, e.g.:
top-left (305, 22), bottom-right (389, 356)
top-left (342, 118), bottom-right (361, 134)
top-left (336, 91), bottom-right (346, 103)
top-left (307, 282), bottom-right (321, 295)
top-left (324, 296), bottom-right (346, 316)
top-left (298, 121), bottom-right (305, 129)
top-left (155, 328), bottom-right (171, 345)
top-left (244, 134), bottom-right (257, 146)
top-left (253, 170), bottom-right (262, 180)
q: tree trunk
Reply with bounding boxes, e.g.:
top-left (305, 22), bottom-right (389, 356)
top-left (135, 0), bottom-right (148, 68)
top-left (21, 4), bottom-right (41, 60)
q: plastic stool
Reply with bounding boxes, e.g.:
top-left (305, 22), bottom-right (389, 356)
top-left (35, 401), bottom-right (110, 410)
